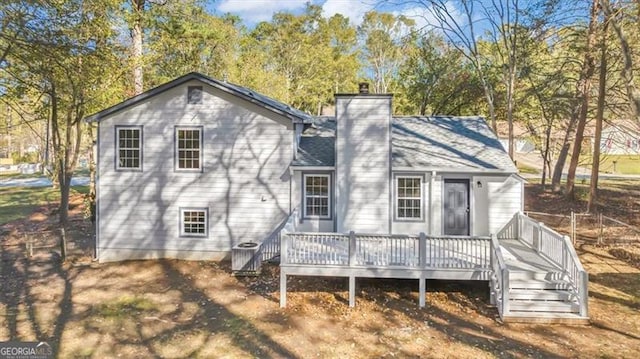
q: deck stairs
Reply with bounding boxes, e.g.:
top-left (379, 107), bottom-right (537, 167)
top-left (500, 239), bottom-right (587, 323)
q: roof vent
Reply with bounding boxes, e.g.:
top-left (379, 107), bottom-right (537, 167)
top-left (358, 82), bottom-right (369, 94)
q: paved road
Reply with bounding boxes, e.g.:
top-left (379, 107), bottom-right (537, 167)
top-left (0, 177), bottom-right (90, 188)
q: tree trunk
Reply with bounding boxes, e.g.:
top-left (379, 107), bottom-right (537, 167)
top-left (551, 131), bottom-right (572, 191)
top-left (131, 0), bottom-right (145, 95)
top-left (481, 76), bottom-right (497, 132)
top-left (588, 14), bottom-right (609, 212)
top-left (566, 0), bottom-right (599, 199)
top-left (552, 0), bottom-right (599, 193)
top-left (507, 63), bottom-right (516, 159)
top-left (58, 167), bottom-right (71, 227)
top-left (601, 0), bottom-right (640, 126)
top-left (88, 126), bottom-right (96, 223)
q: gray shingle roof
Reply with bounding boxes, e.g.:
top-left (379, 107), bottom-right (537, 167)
top-left (293, 115), bottom-right (516, 173)
top-left (292, 117), bottom-right (336, 167)
top-left (392, 116), bottom-right (516, 172)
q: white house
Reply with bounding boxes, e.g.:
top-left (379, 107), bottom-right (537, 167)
top-left (86, 72), bottom-right (522, 262)
top-left (86, 73), bottom-right (589, 322)
top-left (599, 120), bottom-right (640, 155)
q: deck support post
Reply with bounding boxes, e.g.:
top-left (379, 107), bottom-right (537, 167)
top-left (419, 275), bottom-right (426, 308)
top-left (348, 275), bottom-right (356, 307)
top-left (280, 272), bottom-right (287, 308)
top-left (348, 231), bottom-right (356, 266)
top-left (489, 281), bottom-right (496, 305)
top-left (419, 232), bottom-right (427, 267)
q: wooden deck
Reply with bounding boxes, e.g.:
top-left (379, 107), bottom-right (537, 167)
top-left (279, 232), bottom-right (496, 308)
top-left (276, 212), bottom-right (589, 322)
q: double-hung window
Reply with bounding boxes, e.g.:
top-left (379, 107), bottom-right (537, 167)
top-left (175, 126), bottom-right (202, 171)
top-left (303, 174), bottom-right (330, 218)
top-left (180, 208), bottom-right (208, 237)
top-left (396, 176), bottom-right (422, 220)
top-left (116, 126), bottom-right (142, 170)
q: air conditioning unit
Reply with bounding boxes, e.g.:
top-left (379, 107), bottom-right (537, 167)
top-left (232, 242), bottom-right (262, 276)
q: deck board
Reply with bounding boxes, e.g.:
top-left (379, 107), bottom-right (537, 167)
top-left (500, 239), bottom-right (560, 272)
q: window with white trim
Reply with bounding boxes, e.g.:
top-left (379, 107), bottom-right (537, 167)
top-left (304, 174), bottom-right (330, 218)
top-left (180, 208), bottom-right (208, 237)
top-left (396, 176), bottom-right (422, 219)
top-left (175, 127), bottom-right (202, 170)
top-left (116, 126), bottom-right (142, 170)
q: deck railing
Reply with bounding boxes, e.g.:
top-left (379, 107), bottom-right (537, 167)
top-left (262, 208), bottom-right (299, 261)
top-left (281, 231), bottom-right (491, 270)
top-left (489, 234), bottom-right (509, 317)
top-left (506, 212), bottom-right (589, 317)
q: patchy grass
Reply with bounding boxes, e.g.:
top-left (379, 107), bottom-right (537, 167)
top-left (95, 296), bottom-right (158, 319)
top-left (0, 187), bottom-right (59, 225)
top-left (579, 154), bottom-right (640, 174)
top-left (1, 177), bottom-right (639, 358)
top-left (516, 161), bottom-right (539, 174)
top-left (0, 186), bottom-right (89, 225)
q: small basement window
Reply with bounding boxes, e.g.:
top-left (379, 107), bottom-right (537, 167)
top-left (175, 126), bottom-right (203, 171)
top-left (180, 208), bottom-right (208, 237)
top-left (187, 86), bottom-right (203, 104)
top-left (116, 126), bottom-right (142, 170)
top-left (396, 176), bottom-right (422, 220)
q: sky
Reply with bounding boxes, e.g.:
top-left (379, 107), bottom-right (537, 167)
top-left (212, 0), bottom-right (455, 30)
top-left (210, 0), bottom-right (589, 35)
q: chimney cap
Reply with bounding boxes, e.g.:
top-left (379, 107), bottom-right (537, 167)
top-left (358, 82), bottom-right (370, 94)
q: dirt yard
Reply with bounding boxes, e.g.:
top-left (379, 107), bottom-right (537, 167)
top-left (1, 186), bottom-right (639, 358)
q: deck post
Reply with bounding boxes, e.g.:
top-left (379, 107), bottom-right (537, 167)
top-left (501, 268), bottom-right (510, 316)
top-left (348, 275), bottom-right (356, 307)
top-left (281, 233), bottom-right (289, 264)
top-left (580, 271), bottom-right (589, 317)
top-left (348, 231), bottom-right (356, 267)
top-left (537, 223), bottom-right (544, 253)
top-left (419, 274), bottom-right (426, 308)
top-left (562, 235), bottom-right (569, 269)
top-left (280, 272), bottom-right (287, 308)
top-left (489, 234), bottom-right (497, 306)
top-left (419, 232), bottom-right (427, 267)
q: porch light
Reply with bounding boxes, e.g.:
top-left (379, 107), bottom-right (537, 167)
top-left (476, 180), bottom-right (482, 188)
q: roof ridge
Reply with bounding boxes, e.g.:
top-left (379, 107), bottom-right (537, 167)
top-left (84, 72), bottom-right (313, 124)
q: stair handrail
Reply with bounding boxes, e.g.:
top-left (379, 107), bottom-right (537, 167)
top-left (263, 208), bottom-right (299, 261)
top-left (561, 234), bottom-right (589, 318)
top-left (514, 212), bottom-right (589, 318)
top-left (489, 234), bottom-right (509, 318)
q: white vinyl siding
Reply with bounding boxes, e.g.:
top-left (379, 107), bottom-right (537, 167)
top-left (96, 80), bottom-right (293, 261)
top-left (396, 176), bottom-right (422, 220)
top-left (175, 126), bottom-right (202, 171)
top-left (116, 126), bottom-right (142, 170)
top-left (335, 95), bottom-right (391, 233)
top-left (180, 208), bottom-right (208, 237)
top-left (304, 174), bottom-right (330, 218)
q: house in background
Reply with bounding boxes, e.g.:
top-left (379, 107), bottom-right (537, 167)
top-left (86, 72), bottom-right (523, 261)
top-left (495, 121), bottom-right (536, 154)
top-left (86, 73), bottom-right (588, 322)
top-left (599, 120), bottom-right (640, 155)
